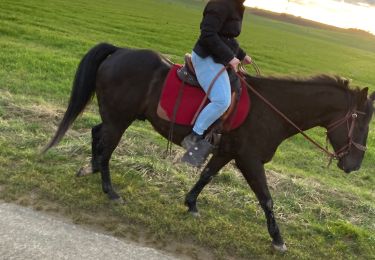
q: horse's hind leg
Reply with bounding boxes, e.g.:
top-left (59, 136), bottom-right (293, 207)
top-left (97, 121), bottom-right (130, 201)
top-left (77, 123), bottom-right (102, 177)
top-left (185, 154), bottom-right (231, 215)
top-left (91, 123), bottom-right (102, 173)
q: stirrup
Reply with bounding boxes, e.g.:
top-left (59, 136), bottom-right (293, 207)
top-left (181, 132), bottom-right (202, 150)
top-left (181, 139), bottom-right (214, 167)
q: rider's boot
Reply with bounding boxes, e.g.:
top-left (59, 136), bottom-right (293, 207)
top-left (181, 132), bottom-right (214, 167)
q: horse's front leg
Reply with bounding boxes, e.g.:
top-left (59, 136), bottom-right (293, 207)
top-left (185, 154), bottom-right (232, 216)
top-left (235, 157), bottom-right (287, 252)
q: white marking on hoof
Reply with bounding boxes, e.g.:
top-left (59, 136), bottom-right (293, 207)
top-left (273, 243), bottom-right (287, 252)
top-left (76, 165), bottom-right (93, 177)
top-left (190, 211), bottom-right (201, 218)
top-left (111, 197), bottom-right (125, 205)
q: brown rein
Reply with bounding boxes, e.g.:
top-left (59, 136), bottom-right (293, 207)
top-left (237, 71), bottom-right (367, 162)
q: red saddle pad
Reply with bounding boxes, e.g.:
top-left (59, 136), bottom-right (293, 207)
top-left (157, 64), bottom-right (250, 130)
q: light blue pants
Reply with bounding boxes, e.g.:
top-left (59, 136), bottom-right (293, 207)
top-left (191, 51), bottom-right (231, 135)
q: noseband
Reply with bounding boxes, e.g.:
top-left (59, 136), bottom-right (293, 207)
top-left (326, 109), bottom-right (367, 159)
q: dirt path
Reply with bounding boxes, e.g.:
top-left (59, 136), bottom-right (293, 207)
top-left (0, 202), bottom-right (179, 260)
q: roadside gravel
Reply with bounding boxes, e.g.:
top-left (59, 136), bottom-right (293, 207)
top-left (0, 202), bottom-right (179, 260)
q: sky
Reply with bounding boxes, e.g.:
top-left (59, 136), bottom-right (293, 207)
top-left (244, 0), bottom-right (375, 35)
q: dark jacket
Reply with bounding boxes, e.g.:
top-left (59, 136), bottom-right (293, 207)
top-left (193, 0), bottom-right (246, 65)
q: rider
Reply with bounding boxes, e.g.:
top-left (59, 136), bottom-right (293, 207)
top-left (181, 0), bottom-right (252, 166)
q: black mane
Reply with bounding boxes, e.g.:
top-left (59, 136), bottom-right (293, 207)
top-left (247, 73), bottom-right (361, 94)
top-left (302, 75), bottom-right (350, 89)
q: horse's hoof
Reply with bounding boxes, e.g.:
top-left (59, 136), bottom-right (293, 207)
top-left (188, 210), bottom-right (201, 218)
top-left (76, 165), bottom-right (94, 177)
top-left (111, 197), bottom-right (125, 205)
top-left (272, 242), bottom-right (287, 252)
top-left (107, 190), bottom-right (124, 204)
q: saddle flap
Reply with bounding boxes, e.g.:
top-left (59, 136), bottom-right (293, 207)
top-left (177, 66), bottom-right (200, 87)
top-left (176, 53), bottom-right (200, 87)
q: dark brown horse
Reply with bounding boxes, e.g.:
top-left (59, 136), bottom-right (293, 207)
top-left (44, 43), bottom-right (375, 251)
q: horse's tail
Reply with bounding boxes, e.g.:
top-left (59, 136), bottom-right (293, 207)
top-left (43, 43), bottom-right (119, 153)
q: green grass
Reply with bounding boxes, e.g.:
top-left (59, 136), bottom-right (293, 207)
top-left (0, 0), bottom-right (374, 259)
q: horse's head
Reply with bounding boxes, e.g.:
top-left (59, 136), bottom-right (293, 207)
top-left (327, 88), bottom-right (374, 173)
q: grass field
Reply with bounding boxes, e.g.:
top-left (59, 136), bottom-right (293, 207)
top-left (0, 0), bottom-right (374, 259)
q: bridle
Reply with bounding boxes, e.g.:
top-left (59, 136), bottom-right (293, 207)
top-left (326, 109), bottom-right (367, 160)
top-left (237, 70), bottom-right (368, 164)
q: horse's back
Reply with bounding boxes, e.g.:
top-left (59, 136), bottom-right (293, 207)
top-left (97, 48), bottom-right (166, 86)
top-left (95, 48), bottom-right (169, 123)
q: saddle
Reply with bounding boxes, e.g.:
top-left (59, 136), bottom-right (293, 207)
top-left (176, 54), bottom-right (199, 86)
top-left (157, 57), bottom-right (251, 146)
top-left (177, 54), bottom-right (241, 92)
top-left (176, 54), bottom-right (242, 129)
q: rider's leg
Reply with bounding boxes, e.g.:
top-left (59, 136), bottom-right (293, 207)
top-left (192, 52), bottom-right (231, 135)
top-left (181, 52), bottom-right (231, 166)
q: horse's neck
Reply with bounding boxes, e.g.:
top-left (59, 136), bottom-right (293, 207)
top-left (260, 81), bottom-right (348, 134)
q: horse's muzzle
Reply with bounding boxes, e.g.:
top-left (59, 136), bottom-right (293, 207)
top-left (337, 159), bottom-right (360, 173)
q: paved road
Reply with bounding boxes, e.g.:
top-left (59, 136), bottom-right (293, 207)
top-left (0, 203), bottom-right (178, 260)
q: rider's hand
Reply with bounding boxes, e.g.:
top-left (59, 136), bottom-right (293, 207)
top-left (229, 57), bottom-right (240, 72)
top-left (242, 55), bottom-right (252, 65)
